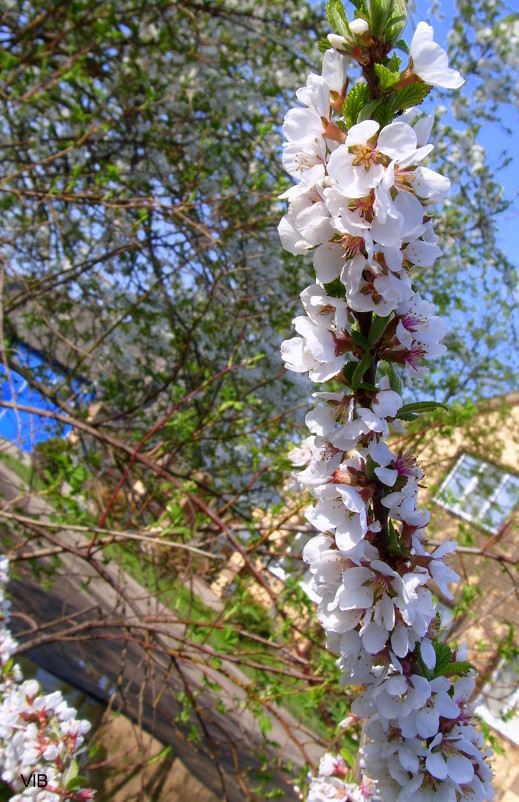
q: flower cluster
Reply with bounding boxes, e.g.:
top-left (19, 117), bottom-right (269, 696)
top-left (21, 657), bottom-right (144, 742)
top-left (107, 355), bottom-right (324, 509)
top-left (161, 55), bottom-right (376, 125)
top-left (280, 8), bottom-right (494, 802)
top-left (305, 752), bottom-right (378, 801)
top-left (360, 670), bottom-right (494, 802)
top-left (0, 557), bottom-right (95, 801)
top-left (280, 59), bottom-right (449, 385)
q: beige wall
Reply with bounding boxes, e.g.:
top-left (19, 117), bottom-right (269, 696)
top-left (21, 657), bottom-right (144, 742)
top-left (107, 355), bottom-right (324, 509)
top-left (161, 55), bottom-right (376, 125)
top-left (408, 395), bottom-right (519, 673)
top-left (407, 395), bottom-right (519, 798)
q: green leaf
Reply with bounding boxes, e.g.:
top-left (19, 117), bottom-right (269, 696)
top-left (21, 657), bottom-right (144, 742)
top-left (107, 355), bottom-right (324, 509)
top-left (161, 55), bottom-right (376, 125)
top-left (437, 660), bottom-right (476, 678)
top-left (433, 641), bottom-right (454, 676)
top-left (326, 0), bottom-right (352, 37)
top-left (351, 352), bottom-right (372, 388)
top-left (188, 725), bottom-right (200, 743)
top-left (324, 278), bottom-right (346, 299)
top-left (351, 328), bottom-right (370, 350)
top-left (342, 83), bottom-right (370, 128)
top-left (221, 625), bottom-right (239, 647)
top-left (397, 412), bottom-right (419, 421)
top-left (387, 519), bottom-right (410, 557)
top-left (106, 163), bottom-right (120, 181)
top-left (368, 313), bottom-right (392, 345)
top-left (343, 361), bottom-right (358, 384)
top-left (396, 401), bottom-right (448, 418)
top-left (217, 399), bottom-right (244, 413)
top-left (374, 63), bottom-right (400, 92)
top-left (387, 363), bottom-right (403, 394)
top-left (386, 52), bottom-right (402, 71)
top-left (64, 759), bottom-right (79, 789)
top-left (0, 51), bottom-right (18, 70)
top-left (394, 38), bottom-right (410, 54)
top-left (67, 464), bottom-right (88, 492)
top-left (371, 102), bottom-right (398, 128)
top-left (384, 0), bottom-right (408, 45)
top-left (365, 454), bottom-right (377, 480)
top-left (389, 81), bottom-right (432, 114)
top-left (318, 38), bottom-right (331, 53)
top-left (368, 0), bottom-right (391, 39)
top-left (340, 745), bottom-right (358, 769)
top-left (259, 715), bottom-right (273, 735)
top-left (66, 776), bottom-right (88, 792)
top-left (350, 0), bottom-right (369, 11)
top-left (357, 97), bottom-right (384, 123)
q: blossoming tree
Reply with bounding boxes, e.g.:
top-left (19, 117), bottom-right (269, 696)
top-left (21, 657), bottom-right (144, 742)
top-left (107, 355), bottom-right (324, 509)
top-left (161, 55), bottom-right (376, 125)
top-left (279, 1), bottom-right (496, 799)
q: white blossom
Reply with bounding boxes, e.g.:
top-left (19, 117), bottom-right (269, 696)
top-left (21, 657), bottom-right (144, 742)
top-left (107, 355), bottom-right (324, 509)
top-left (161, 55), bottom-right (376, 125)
top-left (410, 23), bottom-right (464, 90)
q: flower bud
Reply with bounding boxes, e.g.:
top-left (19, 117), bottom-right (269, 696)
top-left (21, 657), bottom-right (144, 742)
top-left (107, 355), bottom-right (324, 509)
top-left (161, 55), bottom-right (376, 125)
top-left (349, 18), bottom-right (370, 36)
top-left (327, 33), bottom-right (353, 54)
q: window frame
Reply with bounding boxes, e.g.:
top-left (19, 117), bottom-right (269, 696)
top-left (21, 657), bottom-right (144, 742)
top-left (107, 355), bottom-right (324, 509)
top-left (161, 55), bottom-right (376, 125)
top-left (475, 658), bottom-right (519, 745)
top-left (435, 452), bottom-right (519, 535)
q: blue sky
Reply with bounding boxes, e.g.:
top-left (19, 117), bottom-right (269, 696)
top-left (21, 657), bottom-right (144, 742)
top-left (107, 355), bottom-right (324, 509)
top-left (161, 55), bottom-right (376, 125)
top-left (411, 0), bottom-right (519, 274)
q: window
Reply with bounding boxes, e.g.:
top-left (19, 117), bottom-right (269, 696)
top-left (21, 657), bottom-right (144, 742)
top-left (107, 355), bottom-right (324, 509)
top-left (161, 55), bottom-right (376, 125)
top-left (436, 453), bottom-right (519, 534)
top-left (266, 556), bottom-right (289, 582)
top-left (476, 658), bottom-right (519, 745)
top-left (265, 533), bottom-right (309, 586)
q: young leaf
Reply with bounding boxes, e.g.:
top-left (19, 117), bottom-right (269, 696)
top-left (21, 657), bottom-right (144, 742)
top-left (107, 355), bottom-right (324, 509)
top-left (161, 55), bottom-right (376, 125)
top-left (438, 660), bottom-right (476, 678)
top-left (387, 519), bottom-right (411, 558)
top-left (386, 52), bottom-right (402, 71)
top-left (259, 714), bottom-right (273, 735)
top-left (351, 328), bottom-right (370, 350)
top-left (368, 313), bottom-right (392, 345)
top-left (340, 746), bottom-right (358, 769)
top-left (326, 0), bottom-right (351, 37)
top-left (369, 0), bottom-right (391, 40)
top-left (343, 361), bottom-right (358, 384)
top-left (387, 363), bottom-right (403, 394)
top-left (433, 641), bottom-right (454, 677)
top-left (384, 0), bottom-right (407, 45)
top-left (351, 351), bottom-right (372, 387)
top-left (374, 63), bottom-right (400, 92)
top-left (394, 37), bottom-right (410, 54)
top-left (66, 777), bottom-right (88, 792)
top-left (365, 454), bottom-right (377, 481)
top-left (146, 745), bottom-right (173, 766)
top-left (64, 760), bottom-right (79, 789)
top-left (396, 401), bottom-right (448, 417)
top-left (324, 278), bottom-right (346, 299)
top-left (343, 83), bottom-right (370, 128)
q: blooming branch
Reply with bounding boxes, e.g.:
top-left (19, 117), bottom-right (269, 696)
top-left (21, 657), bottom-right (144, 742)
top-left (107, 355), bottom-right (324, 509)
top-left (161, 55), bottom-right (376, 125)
top-left (279, 1), bottom-right (495, 800)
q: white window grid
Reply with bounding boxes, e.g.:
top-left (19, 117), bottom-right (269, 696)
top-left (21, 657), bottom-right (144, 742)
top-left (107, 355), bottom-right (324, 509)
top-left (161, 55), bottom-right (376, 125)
top-left (475, 659), bottom-right (519, 745)
top-left (435, 453), bottom-right (519, 535)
